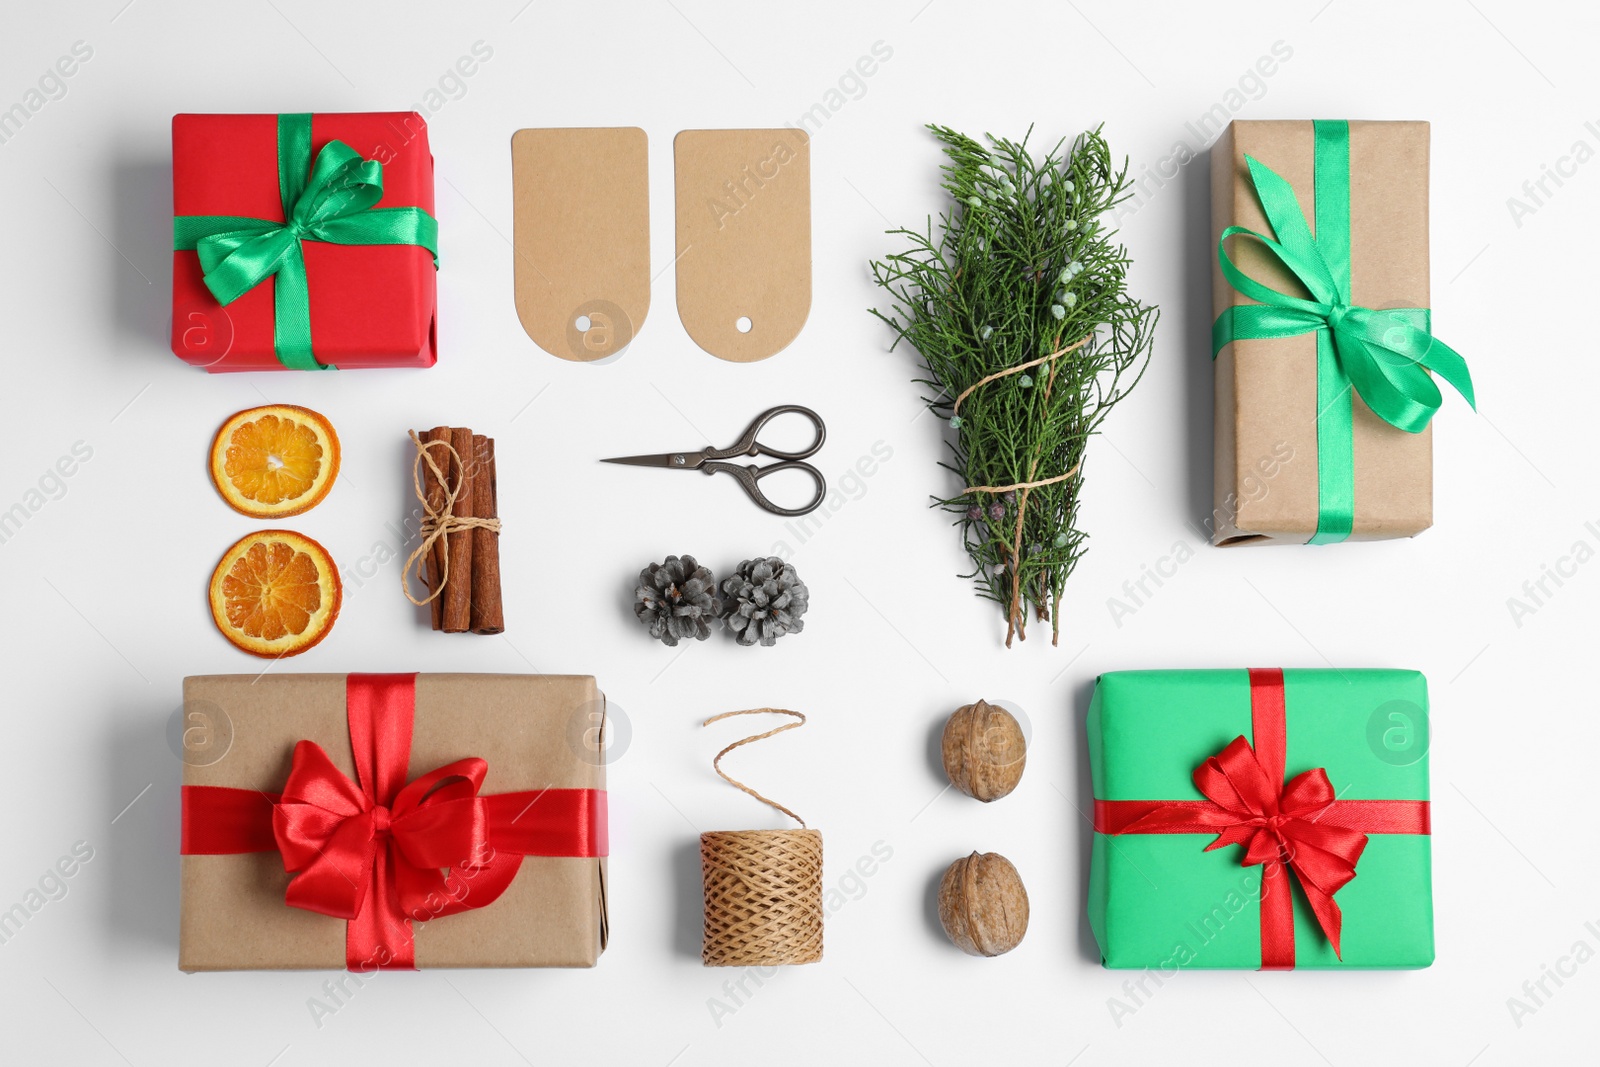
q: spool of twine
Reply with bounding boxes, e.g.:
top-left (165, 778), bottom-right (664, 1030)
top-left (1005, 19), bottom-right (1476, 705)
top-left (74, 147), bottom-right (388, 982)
top-left (700, 709), bottom-right (823, 968)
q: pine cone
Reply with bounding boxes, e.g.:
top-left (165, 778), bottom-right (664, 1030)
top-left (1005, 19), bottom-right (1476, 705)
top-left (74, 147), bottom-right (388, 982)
top-left (634, 555), bottom-right (720, 646)
top-left (720, 557), bottom-right (809, 646)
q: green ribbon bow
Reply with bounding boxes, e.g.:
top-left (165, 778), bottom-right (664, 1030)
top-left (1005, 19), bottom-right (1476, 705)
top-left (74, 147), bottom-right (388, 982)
top-left (173, 113), bottom-right (439, 370)
top-left (1211, 120), bottom-right (1474, 543)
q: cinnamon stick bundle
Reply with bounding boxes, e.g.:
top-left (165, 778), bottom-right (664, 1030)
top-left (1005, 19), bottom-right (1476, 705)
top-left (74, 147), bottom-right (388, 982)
top-left (413, 426), bottom-right (505, 634)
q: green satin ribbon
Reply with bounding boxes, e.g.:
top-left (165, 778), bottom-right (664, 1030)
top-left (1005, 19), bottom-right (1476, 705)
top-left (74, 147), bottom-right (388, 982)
top-left (173, 113), bottom-right (439, 370)
top-left (1211, 120), bottom-right (1475, 543)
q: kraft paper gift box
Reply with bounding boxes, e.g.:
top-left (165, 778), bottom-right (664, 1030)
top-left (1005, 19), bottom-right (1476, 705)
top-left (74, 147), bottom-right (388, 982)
top-left (171, 112), bottom-right (439, 371)
top-left (1210, 119), bottom-right (1474, 545)
top-left (1087, 668), bottom-right (1433, 970)
top-left (179, 674), bottom-right (607, 971)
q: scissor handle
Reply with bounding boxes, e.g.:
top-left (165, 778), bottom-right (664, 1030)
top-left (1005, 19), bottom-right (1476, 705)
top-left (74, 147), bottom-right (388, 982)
top-left (702, 460), bottom-right (827, 517)
top-left (711, 405), bottom-right (826, 462)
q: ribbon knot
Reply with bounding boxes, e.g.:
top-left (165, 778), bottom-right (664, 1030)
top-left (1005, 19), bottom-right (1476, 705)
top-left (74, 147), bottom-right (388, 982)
top-left (370, 805), bottom-right (392, 835)
top-left (1324, 302), bottom-right (1352, 333)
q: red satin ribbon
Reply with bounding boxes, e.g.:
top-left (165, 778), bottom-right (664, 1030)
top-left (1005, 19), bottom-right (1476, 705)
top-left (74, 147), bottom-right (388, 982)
top-left (180, 674), bottom-right (608, 971)
top-left (1092, 668), bottom-right (1429, 969)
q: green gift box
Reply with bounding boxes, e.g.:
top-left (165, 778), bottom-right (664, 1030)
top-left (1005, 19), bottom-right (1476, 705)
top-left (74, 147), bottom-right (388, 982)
top-left (1087, 668), bottom-right (1433, 970)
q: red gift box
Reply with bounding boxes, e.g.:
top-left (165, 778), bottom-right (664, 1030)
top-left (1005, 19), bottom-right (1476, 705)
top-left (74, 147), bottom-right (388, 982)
top-left (171, 112), bottom-right (438, 372)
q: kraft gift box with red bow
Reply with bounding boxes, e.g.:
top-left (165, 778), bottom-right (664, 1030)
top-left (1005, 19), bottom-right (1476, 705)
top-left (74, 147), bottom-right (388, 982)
top-left (1087, 668), bottom-right (1433, 969)
top-left (179, 674), bottom-right (608, 971)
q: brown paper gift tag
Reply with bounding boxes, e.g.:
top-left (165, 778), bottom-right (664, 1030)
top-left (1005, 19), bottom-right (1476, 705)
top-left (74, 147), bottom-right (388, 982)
top-left (179, 674), bottom-right (608, 971)
top-left (1210, 120), bottom-right (1433, 545)
top-left (512, 128), bottom-right (650, 361)
top-left (674, 129), bottom-right (811, 362)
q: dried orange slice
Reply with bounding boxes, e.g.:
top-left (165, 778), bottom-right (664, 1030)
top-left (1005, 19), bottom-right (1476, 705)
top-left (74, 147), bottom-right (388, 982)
top-left (210, 405), bottom-right (340, 518)
top-left (208, 530), bottom-right (341, 658)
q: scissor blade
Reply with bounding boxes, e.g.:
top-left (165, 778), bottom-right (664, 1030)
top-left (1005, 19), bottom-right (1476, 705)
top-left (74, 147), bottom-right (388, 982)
top-left (600, 451), bottom-right (699, 468)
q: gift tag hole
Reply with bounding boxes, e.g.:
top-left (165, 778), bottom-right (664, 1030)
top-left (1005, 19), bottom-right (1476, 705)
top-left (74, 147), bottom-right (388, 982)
top-left (574, 314), bottom-right (593, 332)
top-left (735, 316), bottom-right (753, 334)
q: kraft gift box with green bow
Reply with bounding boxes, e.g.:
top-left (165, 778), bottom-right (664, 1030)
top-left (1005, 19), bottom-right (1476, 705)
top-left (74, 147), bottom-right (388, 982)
top-left (1210, 120), bottom-right (1475, 545)
top-left (171, 113), bottom-right (439, 372)
top-left (1087, 668), bottom-right (1434, 970)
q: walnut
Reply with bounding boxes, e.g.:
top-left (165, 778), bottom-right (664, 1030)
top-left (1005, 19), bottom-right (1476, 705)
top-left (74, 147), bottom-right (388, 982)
top-left (937, 851), bottom-right (1029, 956)
top-left (940, 700), bottom-right (1026, 802)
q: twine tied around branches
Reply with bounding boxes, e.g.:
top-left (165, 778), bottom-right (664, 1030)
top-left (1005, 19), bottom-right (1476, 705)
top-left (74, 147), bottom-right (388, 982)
top-left (953, 333), bottom-right (1091, 495)
top-left (949, 333), bottom-right (1095, 646)
top-left (402, 430), bottom-right (502, 607)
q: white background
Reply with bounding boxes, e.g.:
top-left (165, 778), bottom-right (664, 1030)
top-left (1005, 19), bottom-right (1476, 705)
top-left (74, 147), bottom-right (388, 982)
top-left (1, 1), bottom-right (1595, 1064)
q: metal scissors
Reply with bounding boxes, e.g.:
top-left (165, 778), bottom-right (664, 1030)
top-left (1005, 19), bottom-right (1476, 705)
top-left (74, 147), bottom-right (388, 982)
top-left (601, 405), bottom-right (827, 516)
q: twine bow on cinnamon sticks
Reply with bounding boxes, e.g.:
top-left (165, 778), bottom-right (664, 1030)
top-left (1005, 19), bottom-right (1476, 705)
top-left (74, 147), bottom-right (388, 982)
top-left (403, 428), bottom-right (505, 634)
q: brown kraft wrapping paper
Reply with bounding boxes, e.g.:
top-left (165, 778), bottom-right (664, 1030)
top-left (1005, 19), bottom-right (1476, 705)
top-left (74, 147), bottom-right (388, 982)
top-left (1210, 119), bottom-right (1432, 545)
top-left (179, 674), bottom-right (608, 971)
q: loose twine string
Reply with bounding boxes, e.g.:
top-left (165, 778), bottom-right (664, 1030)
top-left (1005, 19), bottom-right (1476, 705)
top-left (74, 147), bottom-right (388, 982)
top-left (704, 709), bottom-right (809, 827)
top-left (700, 709), bottom-right (823, 967)
top-left (949, 333), bottom-right (1093, 645)
top-left (401, 430), bottom-right (503, 607)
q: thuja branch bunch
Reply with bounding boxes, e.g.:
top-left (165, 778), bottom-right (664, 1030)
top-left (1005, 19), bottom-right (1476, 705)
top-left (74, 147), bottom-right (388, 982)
top-left (871, 125), bottom-right (1157, 646)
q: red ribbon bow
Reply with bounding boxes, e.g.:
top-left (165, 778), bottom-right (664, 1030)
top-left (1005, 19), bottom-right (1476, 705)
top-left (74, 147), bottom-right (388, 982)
top-left (274, 742), bottom-right (518, 939)
top-left (1118, 734), bottom-right (1369, 959)
top-left (182, 674), bottom-right (607, 970)
top-left (1093, 669), bottom-right (1429, 969)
